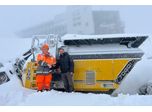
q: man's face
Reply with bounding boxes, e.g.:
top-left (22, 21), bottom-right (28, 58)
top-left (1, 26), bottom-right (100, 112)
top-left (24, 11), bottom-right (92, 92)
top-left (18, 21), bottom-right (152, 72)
top-left (42, 48), bottom-right (49, 55)
top-left (59, 49), bottom-right (64, 55)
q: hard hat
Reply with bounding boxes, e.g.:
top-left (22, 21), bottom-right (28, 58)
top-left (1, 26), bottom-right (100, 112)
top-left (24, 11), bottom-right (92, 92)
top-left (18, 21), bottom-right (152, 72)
top-left (41, 44), bottom-right (49, 50)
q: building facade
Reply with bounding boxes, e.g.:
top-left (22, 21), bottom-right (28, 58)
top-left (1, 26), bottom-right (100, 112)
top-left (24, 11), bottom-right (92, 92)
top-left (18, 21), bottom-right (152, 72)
top-left (17, 6), bottom-right (124, 38)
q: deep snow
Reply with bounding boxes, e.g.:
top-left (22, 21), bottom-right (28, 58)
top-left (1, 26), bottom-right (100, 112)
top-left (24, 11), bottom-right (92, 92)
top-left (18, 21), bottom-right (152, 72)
top-left (1, 36), bottom-right (152, 105)
top-left (1, 75), bottom-right (152, 106)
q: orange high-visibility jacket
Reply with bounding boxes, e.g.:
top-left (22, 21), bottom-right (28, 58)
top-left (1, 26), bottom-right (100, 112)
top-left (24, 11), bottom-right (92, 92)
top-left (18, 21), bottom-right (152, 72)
top-left (37, 54), bottom-right (56, 65)
top-left (36, 54), bottom-right (56, 74)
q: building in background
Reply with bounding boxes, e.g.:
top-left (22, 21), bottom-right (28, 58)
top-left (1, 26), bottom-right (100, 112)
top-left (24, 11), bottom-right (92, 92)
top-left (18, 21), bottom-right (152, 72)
top-left (93, 10), bottom-right (124, 34)
top-left (17, 6), bottom-right (124, 38)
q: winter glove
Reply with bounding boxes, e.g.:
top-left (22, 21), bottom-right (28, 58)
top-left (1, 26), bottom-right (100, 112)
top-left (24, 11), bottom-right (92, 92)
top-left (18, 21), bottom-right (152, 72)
top-left (43, 62), bottom-right (48, 66)
top-left (38, 60), bottom-right (43, 66)
top-left (49, 69), bottom-right (52, 73)
top-left (47, 64), bottom-right (52, 68)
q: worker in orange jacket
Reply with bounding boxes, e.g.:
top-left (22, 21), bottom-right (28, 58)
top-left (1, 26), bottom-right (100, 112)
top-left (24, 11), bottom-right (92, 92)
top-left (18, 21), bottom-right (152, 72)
top-left (36, 44), bottom-right (56, 92)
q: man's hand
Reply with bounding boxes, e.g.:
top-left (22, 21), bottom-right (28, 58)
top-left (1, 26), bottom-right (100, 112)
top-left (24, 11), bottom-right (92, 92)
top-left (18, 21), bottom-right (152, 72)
top-left (47, 64), bottom-right (52, 68)
top-left (45, 52), bottom-right (50, 57)
top-left (70, 72), bottom-right (73, 76)
top-left (38, 60), bottom-right (43, 66)
top-left (52, 64), bottom-right (56, 67)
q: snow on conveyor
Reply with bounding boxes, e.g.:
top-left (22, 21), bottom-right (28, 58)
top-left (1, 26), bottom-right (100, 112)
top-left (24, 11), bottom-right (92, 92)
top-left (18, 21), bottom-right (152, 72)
top-left (61, 34), bottom-right (149, 40)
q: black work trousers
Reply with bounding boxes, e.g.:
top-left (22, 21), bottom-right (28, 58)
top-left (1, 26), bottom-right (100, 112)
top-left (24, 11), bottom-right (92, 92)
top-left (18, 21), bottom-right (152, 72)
top-left (61, 72), bottom-right (74, 92)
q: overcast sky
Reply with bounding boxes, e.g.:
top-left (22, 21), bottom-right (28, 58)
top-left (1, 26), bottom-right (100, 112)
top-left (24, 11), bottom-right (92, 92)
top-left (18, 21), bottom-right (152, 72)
top-left (0, 5), bottom-right (152, 38)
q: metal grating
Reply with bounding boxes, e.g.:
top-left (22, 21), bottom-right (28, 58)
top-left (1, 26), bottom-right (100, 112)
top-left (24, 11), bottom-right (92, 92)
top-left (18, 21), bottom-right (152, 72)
top-left (0, 72), bottom-right (10, 85)
top-left (86, 71), bottom-right (95, 85)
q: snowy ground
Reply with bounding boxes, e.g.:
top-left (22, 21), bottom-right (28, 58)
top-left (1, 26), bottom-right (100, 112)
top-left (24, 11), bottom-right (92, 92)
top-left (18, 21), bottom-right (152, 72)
top-left (1, 76), bottom-right (152, 106)
top-left (1, 36), bottom-right (152, 106)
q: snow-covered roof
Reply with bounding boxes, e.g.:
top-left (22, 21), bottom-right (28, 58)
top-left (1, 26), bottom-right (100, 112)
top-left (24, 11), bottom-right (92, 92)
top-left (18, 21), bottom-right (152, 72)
top-left (61, 34), bottom-right (148, 48)
top-left (61, 34), bottom-right (149, 41)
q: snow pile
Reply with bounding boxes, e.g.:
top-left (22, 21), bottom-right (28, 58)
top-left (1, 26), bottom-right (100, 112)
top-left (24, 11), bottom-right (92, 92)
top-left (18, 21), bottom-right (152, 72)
top-left (118, 36), bottom-right (152, 94)
top-left (1, 79), bottom-right (152, 106)
top-left (0, 76), bottom-right (27, 105)
top-left (19, 91), bottom-right (152, 106)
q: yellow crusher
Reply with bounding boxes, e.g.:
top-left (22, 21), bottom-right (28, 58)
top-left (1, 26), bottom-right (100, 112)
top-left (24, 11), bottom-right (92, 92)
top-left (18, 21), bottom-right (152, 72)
top-left (18, 34), bottom-right (148, 94)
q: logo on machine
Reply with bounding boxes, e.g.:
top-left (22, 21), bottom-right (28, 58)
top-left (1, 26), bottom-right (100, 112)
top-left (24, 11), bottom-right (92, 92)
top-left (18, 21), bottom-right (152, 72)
top-left (115, 60), bottom-right (137, 84)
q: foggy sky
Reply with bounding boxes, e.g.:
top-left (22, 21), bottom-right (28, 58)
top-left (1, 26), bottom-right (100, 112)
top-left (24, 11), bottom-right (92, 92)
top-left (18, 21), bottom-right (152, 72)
top-left (0, 5), bottom-right (152, 38)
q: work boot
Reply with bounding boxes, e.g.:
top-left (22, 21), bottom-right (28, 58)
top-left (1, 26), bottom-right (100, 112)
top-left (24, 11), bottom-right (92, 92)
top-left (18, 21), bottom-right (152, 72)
top-left (67, 87), bottom-right (74, 93)
top-left (45, 89), bottom-right (51, 91)
top-left (67, 90), bottom-right (73, 93)
top-left (37, 90), bottom-right (43, 92)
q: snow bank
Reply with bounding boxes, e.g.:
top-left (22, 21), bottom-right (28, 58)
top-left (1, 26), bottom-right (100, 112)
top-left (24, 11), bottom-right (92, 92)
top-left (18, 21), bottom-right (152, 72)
top-left (1, 75), bottom-right (152, 106)
top-left (19, 91), bottom-right (152, 106)
top-left (1, 82), bottom-right (152, 106)
top-left (119, 35), bottom-right (152, 94)
top-left (0, 76), bottom-right (26, 105)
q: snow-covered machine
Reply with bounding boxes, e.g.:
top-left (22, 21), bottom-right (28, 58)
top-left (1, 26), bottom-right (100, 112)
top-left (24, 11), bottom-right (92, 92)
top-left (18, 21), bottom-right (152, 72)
top-left (0, 34), bottom-right (147, 95)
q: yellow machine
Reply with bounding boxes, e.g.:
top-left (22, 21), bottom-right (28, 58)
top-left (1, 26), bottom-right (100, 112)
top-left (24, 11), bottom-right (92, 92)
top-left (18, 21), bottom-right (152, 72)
top-left (22, 62), bottom-right (37, 89)
top-left (20, 34), bottom-right (148, 94)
